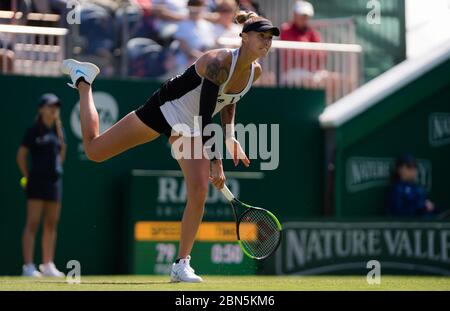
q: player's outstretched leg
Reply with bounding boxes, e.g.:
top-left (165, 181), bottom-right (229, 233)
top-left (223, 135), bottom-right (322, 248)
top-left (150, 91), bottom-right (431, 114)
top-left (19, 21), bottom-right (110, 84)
top-left (61, 59), bottom-right (160, 162)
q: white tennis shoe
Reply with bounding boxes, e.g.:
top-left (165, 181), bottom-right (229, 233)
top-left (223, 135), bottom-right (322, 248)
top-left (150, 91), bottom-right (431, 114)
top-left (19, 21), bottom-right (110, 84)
top-left (61, 59), bottom-right (100, 89)
top-left (39, 262), bottom-right (65, 277)
top-left (170, 256), bottom-right (203, 283)
top-left (22, 263), bottom-right (42, 277)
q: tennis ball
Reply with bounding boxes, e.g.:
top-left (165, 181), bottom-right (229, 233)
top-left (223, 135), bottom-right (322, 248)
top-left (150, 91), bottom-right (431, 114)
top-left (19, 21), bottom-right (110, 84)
top-left (20, 177), bottom-right (27, 188)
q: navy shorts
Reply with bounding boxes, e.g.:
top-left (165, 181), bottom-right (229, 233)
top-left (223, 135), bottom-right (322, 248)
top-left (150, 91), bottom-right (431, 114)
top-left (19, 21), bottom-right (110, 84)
top-left (135, 92), bottom-right (172, 138)
top-left (26, 174), bottom-right (62, 202)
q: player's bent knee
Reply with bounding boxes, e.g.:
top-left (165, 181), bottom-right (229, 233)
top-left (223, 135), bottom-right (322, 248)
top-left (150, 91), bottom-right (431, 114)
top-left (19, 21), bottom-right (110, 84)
top-left (85, 149), bottom-right (105, 163)
top-left (84, 143), bottom-right (110, 163)
top-left (86, 152), bottom-right (108, 163)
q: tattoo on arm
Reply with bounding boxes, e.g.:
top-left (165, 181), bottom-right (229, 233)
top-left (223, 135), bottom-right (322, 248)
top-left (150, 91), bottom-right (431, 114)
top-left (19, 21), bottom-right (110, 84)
top-left (205, 58), bottom-right (229, 86)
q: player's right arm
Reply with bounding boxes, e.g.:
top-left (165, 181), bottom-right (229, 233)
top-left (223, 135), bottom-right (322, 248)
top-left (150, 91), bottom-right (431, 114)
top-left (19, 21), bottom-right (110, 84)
top-left (194, 49), bottom-right (232, 148)
top-left (195, 50), bottom-right (232, 190)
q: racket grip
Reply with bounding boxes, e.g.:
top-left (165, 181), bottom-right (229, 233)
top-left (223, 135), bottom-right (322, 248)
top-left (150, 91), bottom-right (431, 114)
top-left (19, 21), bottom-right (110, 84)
top-left (221, 185), bottom-right (235, 201)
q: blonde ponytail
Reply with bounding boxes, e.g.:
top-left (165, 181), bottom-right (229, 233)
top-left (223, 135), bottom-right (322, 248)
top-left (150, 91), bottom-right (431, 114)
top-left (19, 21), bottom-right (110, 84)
top-left (235, 10), bottom-right (259, 24)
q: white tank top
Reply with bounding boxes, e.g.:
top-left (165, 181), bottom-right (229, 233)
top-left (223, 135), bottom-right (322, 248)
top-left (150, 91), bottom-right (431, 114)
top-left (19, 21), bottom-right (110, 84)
top-left (159, 48), bottom-right (255, 136)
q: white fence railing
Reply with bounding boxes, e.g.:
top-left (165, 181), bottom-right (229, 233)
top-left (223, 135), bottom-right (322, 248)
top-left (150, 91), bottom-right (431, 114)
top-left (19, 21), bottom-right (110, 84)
top-left (0, 24), bottom-right (67, 76)
top-left (218, 38), bottom-right (363, 105)
top-left (256, 0), bottom-right (356, 44)
top-left (310, 18), bottom-right (356, 44)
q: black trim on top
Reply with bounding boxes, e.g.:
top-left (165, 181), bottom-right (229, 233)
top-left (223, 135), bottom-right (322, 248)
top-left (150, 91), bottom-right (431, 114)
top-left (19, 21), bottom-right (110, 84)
top-left (158, 64), bottom-right (202, 103)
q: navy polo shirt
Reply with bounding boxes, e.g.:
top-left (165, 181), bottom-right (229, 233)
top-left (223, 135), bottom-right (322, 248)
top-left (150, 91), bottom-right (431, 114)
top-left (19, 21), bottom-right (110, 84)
top-left (386, 181), bottom-right (428, 216)
top-left (21, 122), bottom-right (65, 178)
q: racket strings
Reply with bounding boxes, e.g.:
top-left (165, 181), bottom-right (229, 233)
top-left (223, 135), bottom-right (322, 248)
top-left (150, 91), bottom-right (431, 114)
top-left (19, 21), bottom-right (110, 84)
top-left (239, 209), bottom-right (281, 259)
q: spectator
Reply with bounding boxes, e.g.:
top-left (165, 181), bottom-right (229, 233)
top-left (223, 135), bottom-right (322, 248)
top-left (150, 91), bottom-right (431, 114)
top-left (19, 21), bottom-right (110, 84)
top-left (173, 0), bottom-right (215, 73)
top-left (115, 2), bottom-right (145, 49)
top-left (0, 33), bottom-right (15, 73)
top-left (126, 37), bottom-right (175, 78)
top-left (16, 94), bottom-right (66, 277)
top-left (76, 2), bottom-right (118, 75)
top-left (130, 0), bottom-right (181, 45)
top-left (79, 2), bottom-right (117, 52)
top-left (17, 0), bottom-right (66, 20)
top-left (30, 0), bottom-right (52, 13)
top-left (15, 0), bottom-right (52, 14)
top-left (205, 0), bottom-right (217, 12)
top-left (386, 154), bottom-right (435, 217)
top-left (279, 1), bottom-right (327, 87)
top-left (0, 48), bottom-right (14, 73)
top-left (280, 1), bottom-right (320, 43)
top-left (133, 0), bottom-right (153, 17)
top-left (212, 0), bottom-right (241, 42)
top-left (151, 0), bottom-right (189, 43)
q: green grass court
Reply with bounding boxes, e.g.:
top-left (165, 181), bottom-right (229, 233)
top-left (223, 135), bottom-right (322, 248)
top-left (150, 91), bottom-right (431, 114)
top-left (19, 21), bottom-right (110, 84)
top-left (1, 276), bottom-right (450, 291)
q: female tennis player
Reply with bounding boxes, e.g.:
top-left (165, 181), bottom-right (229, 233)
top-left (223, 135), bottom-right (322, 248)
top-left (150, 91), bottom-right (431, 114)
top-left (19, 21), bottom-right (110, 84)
top-left (61, 11), bottom-right (279, 283)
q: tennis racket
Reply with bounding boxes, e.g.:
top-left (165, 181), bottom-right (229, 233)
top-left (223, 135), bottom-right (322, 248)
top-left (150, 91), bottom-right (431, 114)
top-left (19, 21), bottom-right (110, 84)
top-left (221, 185), bottom-right (282, 260)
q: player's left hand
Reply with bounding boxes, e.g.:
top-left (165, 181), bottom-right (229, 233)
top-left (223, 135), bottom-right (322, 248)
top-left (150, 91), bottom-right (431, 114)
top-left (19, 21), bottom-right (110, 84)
top-left (225, 137), bottom-right (250, 167)
top-left (210, 159), bottom-right (225, 190)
